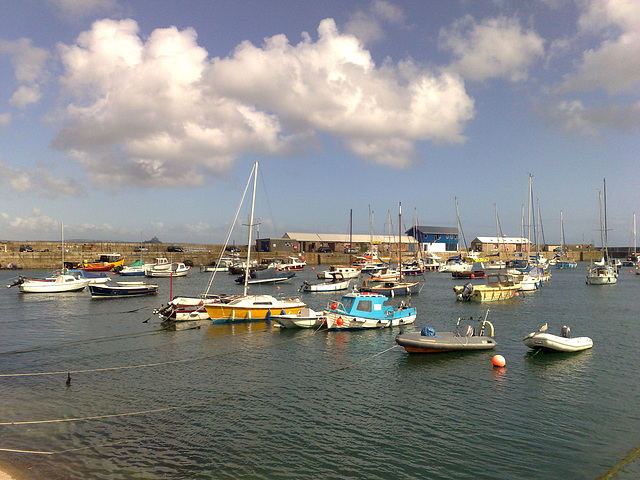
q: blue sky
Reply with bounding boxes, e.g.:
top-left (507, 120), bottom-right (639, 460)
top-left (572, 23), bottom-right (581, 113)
top-left (0, 0), bottom-right (638, 247)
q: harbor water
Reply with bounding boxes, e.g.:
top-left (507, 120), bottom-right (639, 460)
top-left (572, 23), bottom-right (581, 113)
top-left (0, 265), bottom-right (639, 479)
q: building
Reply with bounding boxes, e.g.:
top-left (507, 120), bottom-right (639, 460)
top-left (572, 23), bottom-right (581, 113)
top-left (470, 237), bottom-right (530, 254)
top-left (404, 226), bottom-right (459, 253)
top-left (257, 232), bottom-right (416, 253)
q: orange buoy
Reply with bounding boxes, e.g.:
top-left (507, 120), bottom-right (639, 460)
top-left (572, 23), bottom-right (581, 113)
top-left (336, 317), bottom-right (344, 326)
top-left (514, 291), bottom-right (519, 297)
top-left (311, 267), bottom-right (315, 270)
top-left (492, 355), bottom-right (506, 367)
top-left (276, 286), bottom-right (280, 290)
top-left (470, 274), bottom-right (475, 278)
top-left (330, 302), bottom-right (338, 310)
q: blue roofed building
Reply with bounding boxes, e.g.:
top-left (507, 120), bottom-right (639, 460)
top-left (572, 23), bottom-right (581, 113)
top-left (405, 226), bottom-right (459, 253)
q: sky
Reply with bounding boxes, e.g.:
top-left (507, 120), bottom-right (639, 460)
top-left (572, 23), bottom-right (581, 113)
top-left (0, 0), bottom-right (638, 248)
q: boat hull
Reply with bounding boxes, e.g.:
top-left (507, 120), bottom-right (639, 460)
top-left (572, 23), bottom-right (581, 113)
top-left (395, 331), bottom-right (497, 353)
top-left (272, 308), bottom-right (325, 328)
top-left (204, 295), bottom-right (305, 323)
top-left (18, 276), bottom-right (90, 293)
top-left (300, 279), bottom-right (351, 292)
top-left (523, 332), bottom-right (593, 352)
top-left (89, 284), bottom-right (158, 298)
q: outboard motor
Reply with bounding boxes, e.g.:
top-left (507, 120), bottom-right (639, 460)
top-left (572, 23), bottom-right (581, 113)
top-left (6, 276), bottom-right (25, 289)
top-left (460, 282), bottom-right (474, 301)
top-left (561, 325), bottom-right (571, 338)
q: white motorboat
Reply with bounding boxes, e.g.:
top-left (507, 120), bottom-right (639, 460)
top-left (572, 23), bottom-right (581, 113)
top-left (145, 261), bottom-right (190, 277)
top-left (317, 265), bottom-right (360, 279)
top-left (523, 324), bottom-right (593, 353)
top-left (300, 273), bottom-right (351, 292)
top-left (12, 274), bottom-right (90, 293)
top-left (272, 307), bottom-right (325, 328)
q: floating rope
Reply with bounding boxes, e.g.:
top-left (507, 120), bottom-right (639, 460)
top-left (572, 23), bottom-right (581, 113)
top-left (0, 324), bottom-right (395, 457)
top-left (326, 344), bottom-right (399, 373)
top-left (597, 446), bottom-right (640, 480)
top-left (0, 395), bottom-right (237, 426)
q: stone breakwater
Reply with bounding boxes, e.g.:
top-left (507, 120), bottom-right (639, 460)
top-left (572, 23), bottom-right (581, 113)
top-left (0, 241), bottom-right (598, 270)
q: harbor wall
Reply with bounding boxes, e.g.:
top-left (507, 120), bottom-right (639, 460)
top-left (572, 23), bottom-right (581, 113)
top-left (0, 241), bottom-right (611, 270)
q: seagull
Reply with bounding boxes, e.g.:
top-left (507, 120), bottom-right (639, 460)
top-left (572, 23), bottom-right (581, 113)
top-left (539, 323), bottom-right (548, 332)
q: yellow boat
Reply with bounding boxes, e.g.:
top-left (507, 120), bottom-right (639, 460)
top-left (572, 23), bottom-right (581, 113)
top-left (453, 273), bottom-right (521, 302)
top-left (204, 294), bottom-right (305, 323)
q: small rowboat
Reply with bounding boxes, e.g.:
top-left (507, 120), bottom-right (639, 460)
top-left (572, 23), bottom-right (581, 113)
top-left (89, 283), bottom-right (158, 298)
top-left (396, 313), bottom-right (496, 353)
top-left (523, 325), bottom-right (593, 353)
top-left (272, 307), bottom-right (325, 328)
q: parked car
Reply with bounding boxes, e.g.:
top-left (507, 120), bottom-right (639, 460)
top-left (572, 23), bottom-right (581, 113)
top-left (134, 246), bottom-right (149, 252)
top-left (317, 246), bottom-right (332, 253)
top-left (225, 246), bottom-right (241, 252)
top-left (19, 245), bottom-right (33, 252)
top-left (166, 246), bottom-right (183, 252)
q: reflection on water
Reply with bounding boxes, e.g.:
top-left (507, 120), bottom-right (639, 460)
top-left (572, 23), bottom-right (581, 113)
top-left (1, 266), bottom-right (640, 479)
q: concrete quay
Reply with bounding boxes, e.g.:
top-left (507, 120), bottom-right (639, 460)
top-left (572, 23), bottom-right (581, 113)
top-left (0, 240), bottom-right (602, 270)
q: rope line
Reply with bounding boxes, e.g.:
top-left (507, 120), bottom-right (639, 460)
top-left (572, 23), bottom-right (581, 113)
top-left (0, 395), bottom-right (237, 426)
top-left (597, 446), bottom-right (640, 480)
top-left (0, 323), bottom-right (319, 378)
top-left (0, 323), bottom-right (396, 457)
top-left (326, 344), bottom-right (399, 373)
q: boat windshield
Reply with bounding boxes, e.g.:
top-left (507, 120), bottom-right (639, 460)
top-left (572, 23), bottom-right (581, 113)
top-left (342, 297), bottom-right (354, 311)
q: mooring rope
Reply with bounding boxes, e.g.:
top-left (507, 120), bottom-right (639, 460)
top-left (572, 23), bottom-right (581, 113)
top-left (0, 324), bottom-right (398, 457)
top-left (326, 344), bottom-right (399, 373)
top-left (597, 446), bottom-right (640, 480)
top-left (0, 325), bottom-right (314, 377)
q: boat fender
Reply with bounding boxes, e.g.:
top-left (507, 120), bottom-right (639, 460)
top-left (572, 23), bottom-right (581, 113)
top-left (330, 302), bottom-right (338, 310)
top-left (336, 317), bottom-right (344, 326)
top-left (421, 326), bottom-right (435, 336)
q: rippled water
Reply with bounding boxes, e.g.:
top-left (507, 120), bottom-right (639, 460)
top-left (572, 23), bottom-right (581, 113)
top-left (1, 265), bottom-right (639, 479)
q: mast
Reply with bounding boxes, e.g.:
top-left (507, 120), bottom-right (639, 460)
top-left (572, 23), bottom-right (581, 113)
top-left (598, 190), bottom-right (605, 261)
top-left (603, 178), bottom-right (609, 261)
top-left (398, 202), bottom-right (402, 277)
top-left (61, 223), bottom-right (64, 271)
top-left (560, 211), bottom-right (565, 254)
top-left (242, 161), bottom-right (259, 296)
top-left (349, 209), bottom-right (353, 266)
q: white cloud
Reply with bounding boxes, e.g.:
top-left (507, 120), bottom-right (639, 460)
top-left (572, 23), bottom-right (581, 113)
top-left (0, 113), bottom-right (10, 127)
top-left (439, 15), bottom-right (545, 82)
top-left (7, 208), bottom-right (59, 232)
top-left (563, 0), bottom-right (640, 94)
top-left (344, 0), bottom-right (406, 45)
top-left (0, 160), bottom-right (85, 198)
top-left (52, 17), bottom-right (475, 186)
top-left (0, 38), bottom-right (48, 109)
top-left (49, 0), bottom-right (121, 20)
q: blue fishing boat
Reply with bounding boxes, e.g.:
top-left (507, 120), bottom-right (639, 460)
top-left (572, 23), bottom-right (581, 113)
top-left (324, 292), bottom-right (416, 330)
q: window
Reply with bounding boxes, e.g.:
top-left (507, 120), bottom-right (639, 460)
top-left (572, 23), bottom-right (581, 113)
top-left (356, 300), bottom-right (372, 312)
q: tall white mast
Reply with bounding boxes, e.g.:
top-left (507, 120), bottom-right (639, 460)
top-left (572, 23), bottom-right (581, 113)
top-left (242, 162), bottom-right (259, 296)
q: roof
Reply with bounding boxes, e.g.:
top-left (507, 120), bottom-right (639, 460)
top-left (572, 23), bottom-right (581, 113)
top-left (411, 226), bottom-right (458, 235)
top-left (280, 233), bottom-right (416, 243)
top-left (473, 237), bottom-right (530, 244)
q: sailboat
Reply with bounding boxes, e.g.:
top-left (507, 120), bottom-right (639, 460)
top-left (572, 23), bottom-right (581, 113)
top-left (622, 213), bottom-right (638, 266)
top-left (586, 179), bottom-right (618, 285)
top-left (555, 211), bottom-right (577, 268)
top-left (7, 223), bottom-right (91, 293)
top-left (438, 198), bottom-right (474, 273)
top-left (204, 162), bottom-right (306, 323)
top-left (359, 203), bottom-right (422, 297)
